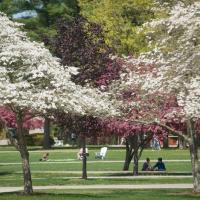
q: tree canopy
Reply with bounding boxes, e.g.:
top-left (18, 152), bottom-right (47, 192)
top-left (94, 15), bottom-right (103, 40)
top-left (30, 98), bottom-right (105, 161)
top-left (49, 17), bottom-right (121, 87)
top-left (133, 2), bottom-right (200, 118)
top-left (78, 0), bottom-right (155, 55)
top-left (0, 12), bottom-right (120, 194)
top-left (0, 0), bottom-right (79, 41)
top-left (0, 12), bottom-right (119, 117)
top-left (107, 1), bottom-right (200, 192)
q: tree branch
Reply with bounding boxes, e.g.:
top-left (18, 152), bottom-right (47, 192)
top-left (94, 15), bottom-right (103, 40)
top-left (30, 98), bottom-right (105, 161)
top-left (130, 119), bottom-right (191, 143)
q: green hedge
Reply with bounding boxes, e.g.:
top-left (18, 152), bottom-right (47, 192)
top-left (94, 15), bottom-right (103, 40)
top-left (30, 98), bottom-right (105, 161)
top-left (25, 134), bottom-right (54, 146)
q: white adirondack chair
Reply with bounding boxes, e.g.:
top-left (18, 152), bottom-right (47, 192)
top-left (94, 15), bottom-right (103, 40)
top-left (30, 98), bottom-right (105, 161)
top-left (95, 147), bottom-right (108, 159)
top-left (53, 137), bottom-right (63, 146)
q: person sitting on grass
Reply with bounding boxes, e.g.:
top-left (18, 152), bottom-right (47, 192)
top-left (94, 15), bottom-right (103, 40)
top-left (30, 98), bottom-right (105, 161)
top-left (39, 152), bottom-right (49, 161)
top-left (142, 157), bottom-right (153, 171)
top-left (153, 157), bottom-right (166, 171)
top-left (77, 148), bottom-right (89, 160)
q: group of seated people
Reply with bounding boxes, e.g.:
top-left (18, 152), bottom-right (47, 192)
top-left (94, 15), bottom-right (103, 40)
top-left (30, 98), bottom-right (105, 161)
top-left (142, 157), bottom-right (166, 171)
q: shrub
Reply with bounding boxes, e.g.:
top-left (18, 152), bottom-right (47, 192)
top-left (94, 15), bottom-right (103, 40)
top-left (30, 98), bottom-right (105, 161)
top-left (25, 133), bottom-right (54, 146)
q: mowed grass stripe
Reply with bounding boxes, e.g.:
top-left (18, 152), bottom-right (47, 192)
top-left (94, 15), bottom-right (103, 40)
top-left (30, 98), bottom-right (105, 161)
top-left (0, 162), bottom-right (192, 172)
top-left (0, 149), bottom-right (192, 163)
top-left (0, 177), bottom-right (194, 187)
top-left (0, 189), bottom-right (199, 200)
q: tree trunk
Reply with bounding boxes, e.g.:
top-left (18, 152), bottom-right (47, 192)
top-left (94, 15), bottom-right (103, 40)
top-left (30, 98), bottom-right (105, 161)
top-left (17, 113), bottom-right (33, 194)
top-left (122, 133), bottom-right (152, 175)
top-left (133, 152), bottom-right (139, 176)
top-left (123, 138), bottom-right (133, 170)
top-left (163, 136), bottom-right (168, 148)
top-left (43, 117), bottom-right (51, 149)
top-left (187, 119), bottom-right (200, 193)
top-left (132, 134), bottom-right (139, 176)
top-left (179, 137), bottom-right (187, 149)
top-left (82, 135), bottom-right (87, 179)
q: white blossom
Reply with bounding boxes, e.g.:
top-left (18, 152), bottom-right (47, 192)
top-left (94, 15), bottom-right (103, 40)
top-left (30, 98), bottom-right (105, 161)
top-left (116, 2), bottom-right (200, 118)
top-left (0, 13), bottom-right (119, 118)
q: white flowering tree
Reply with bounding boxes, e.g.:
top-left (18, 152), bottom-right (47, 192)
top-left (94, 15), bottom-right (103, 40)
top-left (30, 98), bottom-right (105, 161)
top-left (0, 13), bottom-right (119, 194)
top-left (114, 2), bottom-right (200, 192)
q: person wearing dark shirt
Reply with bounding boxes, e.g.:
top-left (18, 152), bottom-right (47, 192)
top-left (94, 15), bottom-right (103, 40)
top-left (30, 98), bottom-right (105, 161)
top-left (142, 157), bottom-right (152, 171)
top-left (153, 157), bottom-right (166, 171)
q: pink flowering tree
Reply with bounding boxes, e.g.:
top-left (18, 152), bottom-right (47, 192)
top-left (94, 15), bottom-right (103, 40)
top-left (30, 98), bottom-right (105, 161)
top-left (101, 117), bottom-right (164, 175)
top-left (104, 57), bottom-right (165, 174)
top-left (0, 106), bottom-right (43, 130)
top-left (113, 2), bottom-right (200, 192)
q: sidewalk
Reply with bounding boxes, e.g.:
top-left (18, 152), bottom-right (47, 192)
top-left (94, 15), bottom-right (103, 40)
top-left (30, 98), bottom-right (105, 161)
top-left (0, 175), bottom-right (192, 181)
top-left (15, 170), bottom-right (192, 176)
top-left (0, 160), bottom-right (191, 165)
top-left (0, 184), bottom-right (193, 193)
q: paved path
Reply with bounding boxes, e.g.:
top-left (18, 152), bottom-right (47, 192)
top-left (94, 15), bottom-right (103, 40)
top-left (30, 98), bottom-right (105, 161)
top-left (0, 184), bottom-right (193, 193)
top-left (58, 175), bottom-right (192, 179)
top-left (0, 160), bottom-right (191, 165)
top-left (0, 175), bottom-right (192, 181)
top-left (17, 170), bottom-right (191, 174)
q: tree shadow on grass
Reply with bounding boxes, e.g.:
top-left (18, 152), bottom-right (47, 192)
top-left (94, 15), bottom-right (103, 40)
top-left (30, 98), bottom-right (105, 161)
top-left (0, 171), bottom-right (13, 176)
top-left (105, 172), bottom-right (132, 176)
top-left (0, 191), bottom-right (116, 199)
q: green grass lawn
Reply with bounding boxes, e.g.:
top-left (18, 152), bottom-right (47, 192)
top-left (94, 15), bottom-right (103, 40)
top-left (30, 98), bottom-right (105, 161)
top-left (0, 161), bottom-right (193, 172)
top-left (0, 147), bottom-right (197, 188)
top-left (0, 148), bottom-right (191, 162)
top-left (0, 148), bottom-right (193, 174)
top-left (0, 148), bottom-right (193, 172)
top-left (0, 175), bottom-right (193, 187)
top-left (0, 189), bottom-right (200, 200)
top-left (0, 147), bottom-right (199, 199)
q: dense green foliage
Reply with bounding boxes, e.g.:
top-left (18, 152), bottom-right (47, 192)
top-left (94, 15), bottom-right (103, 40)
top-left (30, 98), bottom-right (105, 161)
top-left (1, 0), bottom-right (195, 54)
top-left (25, 133), bottom-right (54, 146)
top-left (0, 0), bottom-right (197, 53)
top-left (78, 0), bottom-right (156, 55)
top-left (78, 0), bottom-right (198, 55)
top-left (0, 0), bottom-right (79, 41)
